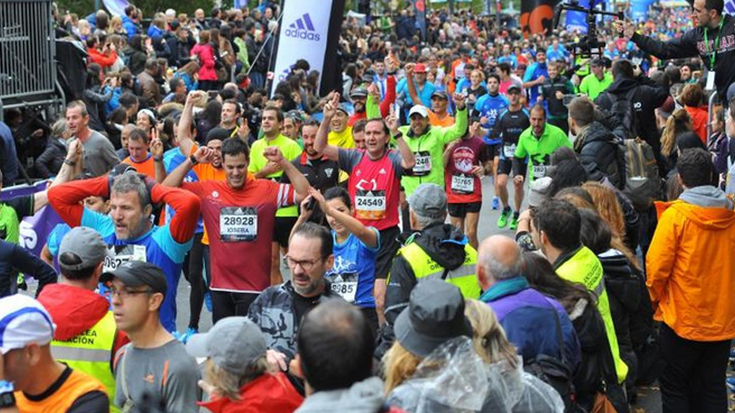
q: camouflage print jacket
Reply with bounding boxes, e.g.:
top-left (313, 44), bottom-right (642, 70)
top-left (247, 280), bottom-right (340, 360)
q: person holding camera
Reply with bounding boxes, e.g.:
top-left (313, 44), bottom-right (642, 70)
top-left (617, 0), bottom-right (735, 105)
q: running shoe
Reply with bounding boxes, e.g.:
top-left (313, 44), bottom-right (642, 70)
top-left (497, 209), bottom-right (510, 228)
top-left (492, 196), bottom-right (500, 210)
top-left (175, 327), bottom-right (198, 344)
top-left (509, 215), bottom-right (519, 231)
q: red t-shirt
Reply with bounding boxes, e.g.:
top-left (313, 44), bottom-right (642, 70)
top-left (339, 148), bottom-right (403, 231)
top-left (445, 136), bottom-right (488, 204)
top-left (182, 179), bottom-right (295, 292)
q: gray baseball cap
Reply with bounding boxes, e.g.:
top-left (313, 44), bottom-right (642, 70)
top-left (58, 227), bottom-right (108, 271)
top-left (187, 317), bottom-right (267, 376)
top-left (394, 279), bottom-right (472, 358)
top-left (407, 183), bottom-right (447, 219)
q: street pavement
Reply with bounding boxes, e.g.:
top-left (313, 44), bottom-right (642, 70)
top-left (172, 175), bottom-right (671, 412)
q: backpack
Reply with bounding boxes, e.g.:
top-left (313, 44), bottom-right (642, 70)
top-left (623, 138), bottom-right (662, 211)
top-left (606, 89), bottom-right (639, 141)
top-left (523, 307), bottom-right (576, 412)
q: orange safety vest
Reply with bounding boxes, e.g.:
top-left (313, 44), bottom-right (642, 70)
top-left (15, 368), bottom-right (106, 413)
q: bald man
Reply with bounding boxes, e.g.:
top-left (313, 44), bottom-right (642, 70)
top-left (477, 236), bottom-right (580, 370)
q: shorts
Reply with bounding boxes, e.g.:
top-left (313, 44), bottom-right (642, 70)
top-left (497, 158), bottom-right (513, 175)
top-left (448, 201), bottom-right (482, 218)
top-left (486, 143), bottom-right (500, 160)
top-left (375, 226), bottom-right (401, 279)
top-left (273, 216), bottom-right (298, 248)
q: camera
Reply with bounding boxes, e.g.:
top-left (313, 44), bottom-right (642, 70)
top-left (552, 0), bottom-right (624, 59)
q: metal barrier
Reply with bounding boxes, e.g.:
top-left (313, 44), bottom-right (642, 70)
top-left (0, 0), bottom-right (61, 118)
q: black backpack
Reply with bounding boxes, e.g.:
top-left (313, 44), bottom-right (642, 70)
top-left (523, 307), bottom-right (576, 412)
top-left (606, 88), bottom-right (639, 141)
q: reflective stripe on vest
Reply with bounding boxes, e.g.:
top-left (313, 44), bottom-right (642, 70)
top-left (556, 246), bottom-right (628, 384)
top-left (399, 242), bottom-right (481, 300)
top-left (51, 311), bottom-right (119, 413)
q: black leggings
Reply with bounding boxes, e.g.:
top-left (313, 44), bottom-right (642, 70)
top-left (182, 233), bottom-right (207, 330)
top-left (211, 290), bottom-right (260, 323)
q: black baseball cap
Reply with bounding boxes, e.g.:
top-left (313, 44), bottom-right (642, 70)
top-left (431, 90), bottom-right (449, 100)
top-left (507, 84), bottom-right (522, 94)
top-left (103, 261), bottom-right (167, 296)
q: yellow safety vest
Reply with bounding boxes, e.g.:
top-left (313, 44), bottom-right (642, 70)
top-left (51, 311), bottom-right (120, 413)
top-left (398, 242), bottom-right (481, 300)
top-left (556, 246), bottom-right (629, 384)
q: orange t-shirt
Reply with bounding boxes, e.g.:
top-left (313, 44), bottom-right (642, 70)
top-left (428, 111), bottom-right (455, 127)
top-left (122, 154), bottom-right (156, 178)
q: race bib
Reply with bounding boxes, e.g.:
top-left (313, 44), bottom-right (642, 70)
top-left (451, 173), bottom-right (475, 194)
top-left (220, 206), bottom-right (258, 242)
top-left (329, 272), bottom-right (358, 303)
top-left (355, 190), bottom-right (387, 220)
top-left (102, 244), bottom-right (147, 273)
top-left (503, 144), bottom-right (517, 158)
top-left (533, 164), bottom-right (547, 179)
top-left (413, 151), bottom-right (432, 176)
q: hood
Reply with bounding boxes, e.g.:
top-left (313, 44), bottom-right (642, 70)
top-left (597, 249), bottom-right (640, 312)
top-left (578, 122), bottom-right (617, 146)
top-left (605, 77), bottom-right (639, 94)
top-left (36, 284), bottom-right (110, 341)
top-left (295, 377), bottom-right (385, 413)
top-left (679, 185), bottom-right (735, 210)
top-left (414, 224), bottom-right (468, 271)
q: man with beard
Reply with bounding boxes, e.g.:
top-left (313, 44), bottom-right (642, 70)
top-left (247, 222), bottom-right (340, 362)
top-left (280, 119), bottom-right (340, 226)
top-left (48, 165), bottom-right (202, 333)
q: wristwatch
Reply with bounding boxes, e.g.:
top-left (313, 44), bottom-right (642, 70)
top-left (63, 158), bottom-right (76, 167)
top-left (0, 380), bottom-right (15, 408)
top-left (394, 131), bottom-right (403, 140)
top-left (189, 155), bottom-right (199, 165)
top-left (153, 156), bottom-right (163, 162)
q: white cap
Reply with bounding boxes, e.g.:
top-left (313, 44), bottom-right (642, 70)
top-left (408, 105), bottom-right (429, 118)
top-left (0, 295), bottom-right (55, 354)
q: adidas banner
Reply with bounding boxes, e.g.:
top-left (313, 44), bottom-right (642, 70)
top-left (273, 0), bottom-right (344, 96)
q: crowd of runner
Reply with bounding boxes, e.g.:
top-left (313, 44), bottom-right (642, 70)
top-left (0, 0), bottom-right (734, 412)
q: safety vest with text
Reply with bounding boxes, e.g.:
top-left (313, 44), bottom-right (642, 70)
top-left (399, 242), bottom-right (481, 300)
top-left (50, 311), bottom-right (119, 413)
top-left (556, 246), bottom-right (628, 384)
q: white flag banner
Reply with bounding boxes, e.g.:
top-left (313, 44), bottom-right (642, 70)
top-left (272, 0), bottom-right (333, 94)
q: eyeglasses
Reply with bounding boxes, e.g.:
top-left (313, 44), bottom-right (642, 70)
top-left (109, 286), bottom-right (153, 299)
top-left (285, 255), bottom-right (324, 271)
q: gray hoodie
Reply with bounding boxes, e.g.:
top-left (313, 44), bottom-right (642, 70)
top-left (679, 185), bottom-right (734, 209)
top-left (296, 377), bottom-right (387, 413)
